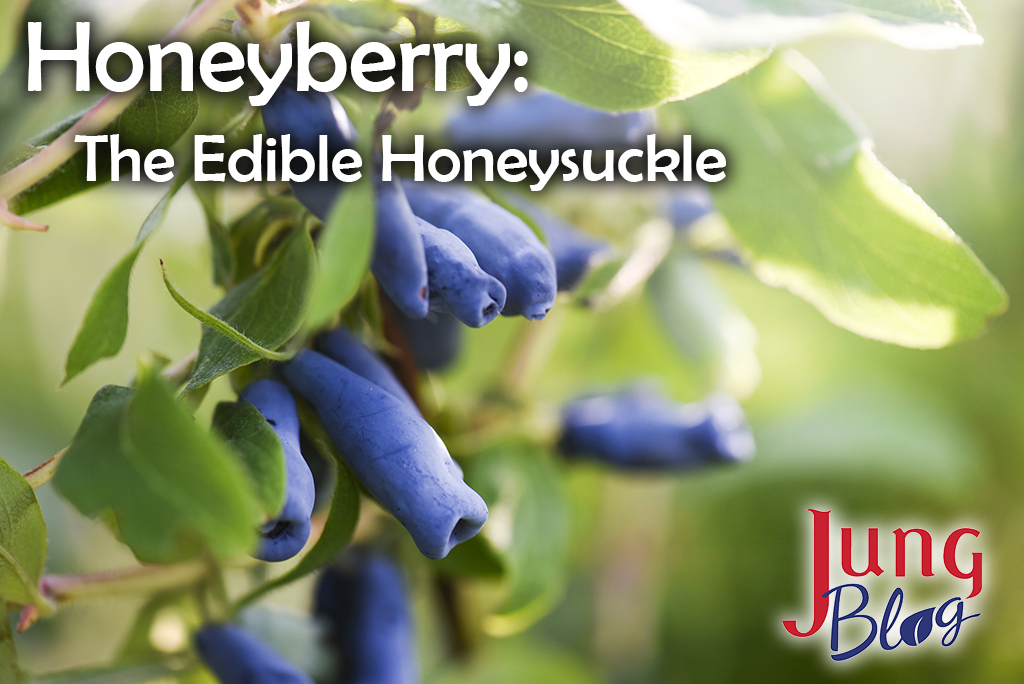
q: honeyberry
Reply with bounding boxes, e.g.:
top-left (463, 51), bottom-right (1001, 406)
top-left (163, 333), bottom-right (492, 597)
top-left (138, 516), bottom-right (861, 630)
top-left (315, 552), bottom-right (418, 684)
top-left (509, 197), bottom-right (610, 292)
top-left (446, 91), bottom-right (655, 150)
top-left (317, 325), bottom-right (416, 409)
top-left (559, 387), bottom-right (754, 470)
top-left (402, 181), bottom-right (557, 320)
top-left (418, 218), bottom-right (507, 327)
top-left (261, 85), bottom-right (428, 319)
top-left (239, 380), bottom-right (316, 563)
top-left (195, 623), bottom-right (315, 684)
top-left (283, 350), bottom-right (487, 559)
top-left (666, 185), bottom-right (714, 231)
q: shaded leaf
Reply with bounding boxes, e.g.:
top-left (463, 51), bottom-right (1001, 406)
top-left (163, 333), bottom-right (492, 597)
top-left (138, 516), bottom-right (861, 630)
top-left (306, 117), bottom-right (376, 330)
top-left (0, 457), bottom-right (47, 608)
top-left (421, 0), bottom-right (767, 110)
top-left (11, 62), bottom-right (199, 215)
top-left (464, 441), bottom-right (570, 636)
top-left (54, 367), bottom-right (261, 564)
top-left (212, 401), bottom-right (287, 519)
top-left (618, 0), bottom-right (981, 51)
top-left (682, 51), bottom-right (1006, 348)
top-left (63, 170), bottom-right (190, 384)
top-left (180, 226), bottom-right (317, 393)
top-left (0, 612), bottom-right (20, 684)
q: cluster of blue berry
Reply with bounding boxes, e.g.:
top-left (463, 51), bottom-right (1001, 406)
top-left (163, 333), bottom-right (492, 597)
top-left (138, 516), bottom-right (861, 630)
top-left (193, 87), bottom-right (753, 683)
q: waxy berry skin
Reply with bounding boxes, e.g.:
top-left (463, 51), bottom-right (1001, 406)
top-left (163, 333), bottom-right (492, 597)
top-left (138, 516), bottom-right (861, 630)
top-left (195, 623), bottom-right (315, 684)
top-left (510, 198), bottom-right (610, 292)
top-left (283, 350), bottom-right (487, 559)
top-left (397, 311), bottom-right (463, 372)
top-left (401, 181), bottom-right (557, 320)
top-left (559, 388), bottom-right (755, 470)
top-left (317, 326), bottom-right (416, 409)
top-left (446, 91), bottom-right (655, 150)
top-left (315, 553), bottom-right (418, 684)
top-left (261, 86), bottom-right (428, 319)
top-left (239, 380), bottom-right (316, 563)
top-left (372, 177), bottom-right (431, 319)
top-left (418, 218), bottom-right (507, 327)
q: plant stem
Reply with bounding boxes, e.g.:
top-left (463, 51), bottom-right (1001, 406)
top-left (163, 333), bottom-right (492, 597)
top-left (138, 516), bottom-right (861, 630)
top-left (0, 0), bottom-right (239, 216)
top-left (22, 447), bottom-right (67, 490)
top-left (39, 561), bottom-right (209, 604)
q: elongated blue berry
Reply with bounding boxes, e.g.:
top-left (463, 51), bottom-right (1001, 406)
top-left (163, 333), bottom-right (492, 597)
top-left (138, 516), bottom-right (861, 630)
top-left (240, 380), bottom-right (316, 562)
top-left (509, 198), bottom-right (609, 292)
top-left (195, 623), bottom-right (315, 684)
top-left (315, 553), bottom-right (418, 684)
top-left (418, 218), bottom-right (506, 327)
top-left (446, 91), bottom-right (654, 150)
top-left (559, 387), bottom-right (754, 470)
top-left (373, 176), bottom-right (430, 318)
top-left (261, 86), bottom-right (428, 318)
top-left (397, 311), bottom-right (463, 372)
top-left (316, 325), bottom-right (416, 409)
top-left (260, 84), bottom-right (355, 220)
top-left (402, 181), bottom-right (556, 320)
top-left (667, 185), bottom-right (714, 231)
top-left (283, 350), bottom-right (487, 559)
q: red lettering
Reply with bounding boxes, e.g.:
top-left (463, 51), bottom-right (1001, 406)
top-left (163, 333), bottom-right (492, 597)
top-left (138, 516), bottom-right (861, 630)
top-left (841, 527), bottom-right (883, 577)
top-left (894, 528), bottom-right (934, 577)
top-left (784, 509), bottom-right (831, 637)
top-left (944, 528), bottom-right (982, 599)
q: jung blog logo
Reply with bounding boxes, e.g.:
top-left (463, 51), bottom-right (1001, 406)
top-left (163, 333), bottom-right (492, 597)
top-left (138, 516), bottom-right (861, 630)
top-left (782, 509), bottom-right (983, 662)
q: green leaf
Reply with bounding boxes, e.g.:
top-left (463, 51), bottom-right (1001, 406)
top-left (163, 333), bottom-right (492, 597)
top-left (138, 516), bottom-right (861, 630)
top-left (63, 171), bottom-right (190, 384)
top-left (10, 62), bottom-right (199, 215)
top-left (464, 441), bottom-right (569, 636)
top-left (54, 368), bottom-right (262, 564)
top-left (212, 401), bottom-right (287, 519)
top-left (179, 226), bottom-right (317, 393)
top-left (421, 0), bottom-right (767, 110)
top-left (191, 182), bottom-right (234, 289)
top-left (0, 612), bottom-right (22, 684)
top-left (114, 591), bottom-right (193, 664)
top-left (682, 51), bottom-right (1007, 348)
top-left (0, 458), bottom-right (47, 608)
top-left (306, 119), bottom-right (376, 329)
top-left (617, 0), bottom-right (981, 51)
top-left (573, 218), bottom-right (673, 309)
top-left (648, 250), bottom-right (760, 398)
top-left (232, 406), bottom-right (360, 612)
top-left (433, 533), bottom-right (505, 578)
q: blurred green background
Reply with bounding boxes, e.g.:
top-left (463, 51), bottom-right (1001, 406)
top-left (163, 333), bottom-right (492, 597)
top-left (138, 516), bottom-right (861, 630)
top-left (3, 0), bottom-right (1024, 682)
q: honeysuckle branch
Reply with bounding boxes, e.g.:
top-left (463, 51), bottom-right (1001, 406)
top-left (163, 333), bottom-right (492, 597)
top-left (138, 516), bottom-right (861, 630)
top-left (0, 0), bottom-right (240, 228)
top-left (38, 562), bottom-right (210, 604)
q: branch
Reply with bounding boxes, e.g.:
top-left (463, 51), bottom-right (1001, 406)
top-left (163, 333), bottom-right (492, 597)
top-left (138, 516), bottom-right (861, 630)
top-left (0, 0), bottom-right (240, 214)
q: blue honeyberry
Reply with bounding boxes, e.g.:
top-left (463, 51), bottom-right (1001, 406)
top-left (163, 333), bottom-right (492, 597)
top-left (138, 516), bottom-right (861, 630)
top-left (559, 387), bottom-right (755, 470)
top-left (239, 380), bottom-right (316, 563)
top-left (446, 91), bottom-right (655, 150)
top-left (260, 84), bottom-right (356, 220)
top-left (283, 350), bottom-right (487, 559)
top-left (316, 325), bottom-right (416, 409)
top-left (508, 197), bottom-right (610, 292)
top-left (666, 185), bottom-right (714, 231)
top-left (401, 180), bottom-right (557, 320)
top-left (396, 311), bottom-right (463, 372)
top-left (195, 623), bottom-right (315, 684)
top-left (261, 86), bottom-right (428, 319)
top-left (315, 553), bottom-right (418, 684)
top-left (418, 217), bottom-right (507, 327)
top-left (373, 176), bottom-right (430, 319)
